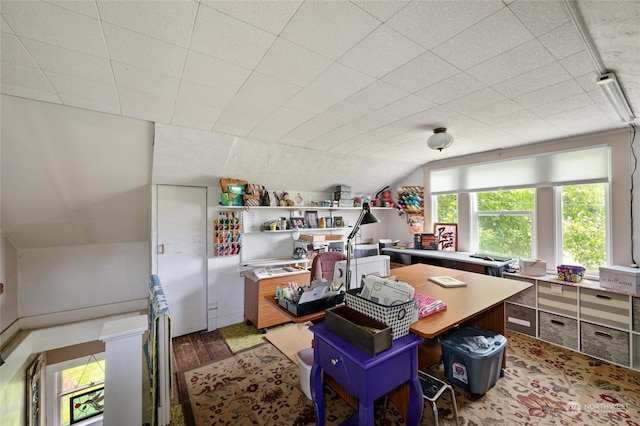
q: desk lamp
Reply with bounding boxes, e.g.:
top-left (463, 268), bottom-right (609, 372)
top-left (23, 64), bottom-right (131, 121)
top-left (345, 202), bottom-right (380, 290)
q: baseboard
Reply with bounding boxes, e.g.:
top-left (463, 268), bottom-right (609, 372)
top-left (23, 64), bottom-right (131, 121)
top-left (19, 299), bottom-right (147, 331)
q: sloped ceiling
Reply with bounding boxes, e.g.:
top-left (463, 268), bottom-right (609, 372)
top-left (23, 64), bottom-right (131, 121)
top-left (1, 0), bottom-right (639, 248)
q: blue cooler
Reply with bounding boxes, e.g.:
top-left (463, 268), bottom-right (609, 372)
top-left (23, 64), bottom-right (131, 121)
top-left (441, 326), bottom-right (507, 395)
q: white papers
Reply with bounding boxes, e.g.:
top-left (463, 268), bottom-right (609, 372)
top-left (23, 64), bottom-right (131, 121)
top-left (359, 275), bottom-right (414, 305)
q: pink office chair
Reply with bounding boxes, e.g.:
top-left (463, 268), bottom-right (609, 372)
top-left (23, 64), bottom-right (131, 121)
top-left (310, 251), bottom-right (346, 281)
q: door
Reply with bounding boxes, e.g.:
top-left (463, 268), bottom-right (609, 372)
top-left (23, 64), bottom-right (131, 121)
top-left (157, 185), bottom-right (207, 337)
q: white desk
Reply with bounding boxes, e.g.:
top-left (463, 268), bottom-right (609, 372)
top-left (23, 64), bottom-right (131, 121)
top-left (382, 248), bottom-right (511, 275)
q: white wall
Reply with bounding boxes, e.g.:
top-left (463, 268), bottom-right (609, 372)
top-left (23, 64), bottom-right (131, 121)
top-left (0, 232), bottom-right (19, 343)
top-left (18, 242), bottom-right (149, 320)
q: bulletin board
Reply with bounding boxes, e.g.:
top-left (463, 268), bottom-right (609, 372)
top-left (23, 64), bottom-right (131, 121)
top-left (434, 223), bottom-right (458, 251)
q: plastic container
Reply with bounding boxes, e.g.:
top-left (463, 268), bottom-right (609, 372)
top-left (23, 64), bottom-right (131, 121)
top-left (557, 264), bottom-right (585, 282)
top-left (440, 326), bottom-right (507, 395)
top-left (296, 348), bottom-right (314, 400)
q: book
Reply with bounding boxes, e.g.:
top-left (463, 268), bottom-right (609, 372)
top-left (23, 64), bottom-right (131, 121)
top-left (428, 276), bottom-right (467, 288)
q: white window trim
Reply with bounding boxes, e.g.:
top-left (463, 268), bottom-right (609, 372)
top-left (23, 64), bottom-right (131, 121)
top-left (46, 353), bottom-right (105, 426)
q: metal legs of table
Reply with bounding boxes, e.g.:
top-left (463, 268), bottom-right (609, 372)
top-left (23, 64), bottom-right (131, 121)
top-left (418, 371), bottom-right (459, 426)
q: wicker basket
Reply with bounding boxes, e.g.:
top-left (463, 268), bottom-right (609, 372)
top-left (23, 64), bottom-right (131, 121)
top-left (345, 288), bottom-right (416, 339)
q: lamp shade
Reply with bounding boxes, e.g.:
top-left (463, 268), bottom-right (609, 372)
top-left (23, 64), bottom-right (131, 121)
top-left (360, 204), bottom-right (380, 225)
top-left (428, 127), bottom-right (453, 151)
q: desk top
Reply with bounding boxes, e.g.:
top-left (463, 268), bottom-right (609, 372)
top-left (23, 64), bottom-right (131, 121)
top-left (392, 264), bottom-right (532, 339)
top-left (383, 247), bottom-right (512, 268)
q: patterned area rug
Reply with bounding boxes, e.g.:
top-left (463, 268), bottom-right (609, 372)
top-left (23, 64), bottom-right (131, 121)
top-left (185, 331), bottom-right (640, 425)
top-left (218, 322), bottom-right (295, 353)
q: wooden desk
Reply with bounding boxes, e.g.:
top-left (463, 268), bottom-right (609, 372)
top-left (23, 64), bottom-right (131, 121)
top-left (383, 247), bottom-right (511, 275)
top-left (386, 264), bottom-right (532, 416)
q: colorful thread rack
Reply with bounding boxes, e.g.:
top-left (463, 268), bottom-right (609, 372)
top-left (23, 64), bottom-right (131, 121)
top-left (214, 211), bottom-right (242, 257)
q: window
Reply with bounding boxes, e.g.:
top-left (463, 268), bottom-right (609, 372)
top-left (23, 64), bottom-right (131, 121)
top-left (434, 194), bottom-right (457, 223)
top-left (475, 189), bottom-right (535, 259)
top-left (47, 354), bottom-right (105, 426)
top-left (559, 183), bottom-right (607, 273)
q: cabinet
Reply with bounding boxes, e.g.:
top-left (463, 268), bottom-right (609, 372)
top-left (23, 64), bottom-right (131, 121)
top-left (243, 270), bottom-right (310, 330)
top-left (503, 272), bottom-right (640, 371)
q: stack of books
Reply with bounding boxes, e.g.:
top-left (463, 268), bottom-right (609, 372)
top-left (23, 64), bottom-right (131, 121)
top-left (414, 293), bottom-right (447, 319)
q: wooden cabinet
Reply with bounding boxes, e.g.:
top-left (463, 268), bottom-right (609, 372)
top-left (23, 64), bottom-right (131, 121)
top-left (244, 271), bottom-right (310, 330)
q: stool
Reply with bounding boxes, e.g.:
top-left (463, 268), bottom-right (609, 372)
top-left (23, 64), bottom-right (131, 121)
top-left (418, 371), bottom-right (459, 426)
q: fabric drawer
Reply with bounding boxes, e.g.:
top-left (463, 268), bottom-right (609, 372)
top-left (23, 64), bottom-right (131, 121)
top-left (580, 321), bottom-right (630, 366)
top-left (580, 288), bottom-right (630, 330)
top-left (633, 297), bottom-right (640, 332)
top-left (539, 311), bottom-right (578, 350)
top-left (505, 277), bottom-right (536, 307)
top-left (538, 282), bottom-right (578, 317)
top-left (506, 303), bottom-right (536, 336)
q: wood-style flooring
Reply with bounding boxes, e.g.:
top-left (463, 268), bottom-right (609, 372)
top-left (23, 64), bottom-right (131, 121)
top-left (171, 329), bottom-right (232, 426)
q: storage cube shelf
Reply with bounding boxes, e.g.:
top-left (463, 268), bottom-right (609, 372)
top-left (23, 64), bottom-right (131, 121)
top-left (503, 272), bottom-right (640, 371)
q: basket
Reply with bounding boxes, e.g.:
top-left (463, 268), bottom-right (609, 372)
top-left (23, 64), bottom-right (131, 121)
top-left (345, 288), bottom-right (416, 339)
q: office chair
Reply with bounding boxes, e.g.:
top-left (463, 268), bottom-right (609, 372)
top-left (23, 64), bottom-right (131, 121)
top-left (310, 251), bottom-right (347, 281)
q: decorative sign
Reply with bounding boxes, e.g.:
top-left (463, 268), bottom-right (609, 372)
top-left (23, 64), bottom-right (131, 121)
top-left (434, 223), bottom-right (458, 251)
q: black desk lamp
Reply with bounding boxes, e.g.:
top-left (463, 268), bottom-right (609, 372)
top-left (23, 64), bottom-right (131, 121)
top-left (345, 202), bottom-right (380, 290)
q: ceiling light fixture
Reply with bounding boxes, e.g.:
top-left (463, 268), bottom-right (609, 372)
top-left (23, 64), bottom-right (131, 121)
top-left (427, 127), bottom-right (454, 151)
top-left (596, 72), bottom-right (635, 123)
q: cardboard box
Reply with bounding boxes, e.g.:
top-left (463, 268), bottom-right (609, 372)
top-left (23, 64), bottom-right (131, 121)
top-left (325, 305), bottom-right (392, 355)
top-left (599, 266), bottom-right (640, 294)
top-left (323, 234), bottom-right (344, 241)
top-left (299, 234), bottom-right (325, 242)
top-left (336, 185), bottom-right (351, 192)
top-left (520, 259), bottom-right (547, 276)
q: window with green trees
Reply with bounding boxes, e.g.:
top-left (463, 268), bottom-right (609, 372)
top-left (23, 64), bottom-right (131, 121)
top-left (475, 189), bottom-right (535, 259)
top-left (560, 183), bottom-right (606, 272)
top-left (435, 194), bottom-right (457, 223)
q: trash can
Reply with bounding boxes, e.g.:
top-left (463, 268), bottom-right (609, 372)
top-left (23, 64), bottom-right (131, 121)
top-left (296, 348), bottom-right (314, 400)
top-left (440, 326), bottom-right (507, 395)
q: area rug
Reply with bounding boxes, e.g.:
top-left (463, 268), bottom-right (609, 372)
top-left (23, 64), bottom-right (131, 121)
top-left (218, 322), bottom-right (295, 353)
top-left (264, 322), bottom-right (314, 366)
top-left (185, 331), bottom-right (640, 425)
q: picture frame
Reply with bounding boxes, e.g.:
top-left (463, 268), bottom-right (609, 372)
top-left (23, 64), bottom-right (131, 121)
top-left (334, 216), bottom-right (344, 228)
top-left (27, 354), bottom-right (44, 426)
top-left (305, 211), bottom-right (318, 228)
top-left (290, 217), bottom-right (305, 229)
top-left (434, 223), bottom-right (458, 251)
top-left (324, 217), bottom-right (333, 228)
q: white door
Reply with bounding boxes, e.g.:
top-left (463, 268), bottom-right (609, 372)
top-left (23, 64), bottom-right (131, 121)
top-left (157, 185), bottom-right (207, 337)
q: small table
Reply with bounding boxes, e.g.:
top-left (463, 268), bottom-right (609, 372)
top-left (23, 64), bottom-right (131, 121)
top-left (310, 323), bottom-right (423, 426)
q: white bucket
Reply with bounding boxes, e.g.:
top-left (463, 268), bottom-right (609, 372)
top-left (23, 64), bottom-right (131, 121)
top-left (296, 348), bottom-right (314, 400)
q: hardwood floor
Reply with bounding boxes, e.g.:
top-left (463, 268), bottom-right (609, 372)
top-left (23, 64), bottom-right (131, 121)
top-left (171, 329), bottom-right (232, 426)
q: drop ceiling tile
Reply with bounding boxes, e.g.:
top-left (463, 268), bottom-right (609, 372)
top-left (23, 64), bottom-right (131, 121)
top-left (305, 62), bottom-right (376, 103)
top-left (465, 99), bottom-right (524, 121)
top-left (118, 88), bottom-right (174, 123)
top-left (345, 80), bottom-right (409, 111)
top-left (58, 94), bottom-right (121, 116)
top-left (1, 1), bottom-right (108, 57)
top-left (515, 79), bottom-right (584, 108)
top-left (338, 25), bottom-right (424, 78)
top-left (416, 73), bottom-right (485, 104)
top-left (249, 106), bottom-right (315, 142)
top-left (0, 61), bottom-right (61, 103)
top-left (284, 87), bottom-right (341, 115)
top-left (382, 51), bottom-right (458, 93)
top-left (508, 0), bottom-right (569, 36)
top-left (279, 1), bottom-right (380, 60)
top-left (96, 0), bottom-right (198, 47)
top-left (543, 104), bottom-right (604, 126)
top-left (306, 122), bottom-right (370, 148)
top-left (214, 94), bottom-right (279, 136)
top-left (467, 40), bottom-right (556, 86)
top-left (352, 0), bottom-right (410, 22)
top-left (201, 0), bottom-right (302, 35)
top-left (237, 71), bottom-right (301, 106)
top-left (190, 5), bottom-right (276, 69)
top-left (529, 93), bottom-right (594, 117)
top-left (2, 15), bottom-right (15, 33)
top-left (45, 70), bottom-right (119, 106)
top-left (387, 0), bottom-right (503, 50)
top-left (111, 62), bottom-right (179, 100)
top-left (20, 38), bottom-right (114, 84)
top-left (181, 50), bottom-right (251, 98)
top-left (103, 23), bottom-right (187, 78)
top-left (445, 87), bottom-right (508, 115)
top-left (287, 110), bottom-right (351, 143)
top-left (381, 95), bottom-right (436, 118)
top-left (560, 50), bottom-right (596, 77)
top-left (256, 37), bottom-right (332, 87)
top-left (323, 100), bottom-right (372, 123)
top-left (45, 0), bottom-right (100, 19)
top-left (539, 22), bottom-right (585, 60)
top-left (493, 61), bottom-right (571, 98)
top-left (433, 8), bottom-right (533, 70)
top-left (171, 98), bottom-right (223, 131)
top-left (175, 80), bottom-right (235, 110)
top-left (575, 72), bottom-right (599, 92)
top-left (1, 33), bottom-right (38, 68)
